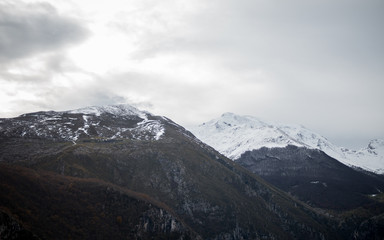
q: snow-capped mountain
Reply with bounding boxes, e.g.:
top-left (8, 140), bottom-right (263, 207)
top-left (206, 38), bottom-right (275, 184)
top-left (189, 113), bottom-right (384, 174)
top-left (0, 104), bottom-right (165, 142)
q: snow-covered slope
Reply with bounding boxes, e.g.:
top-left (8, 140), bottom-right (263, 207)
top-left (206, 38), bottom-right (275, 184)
top-left (342, 139), bottom-right (384, 174)
top-left (189, 113), bottom-right (384, 174)
top-left (68, 105), bottom-right (145, 118)
top-left (0, 104), bottom-right (165, 142)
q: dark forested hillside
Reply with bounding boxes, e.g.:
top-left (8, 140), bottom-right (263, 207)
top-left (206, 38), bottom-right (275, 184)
top-left (0, 105), bottom-right (380, 239)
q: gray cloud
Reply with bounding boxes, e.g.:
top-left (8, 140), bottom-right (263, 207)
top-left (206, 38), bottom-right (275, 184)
top-left (130, 0), bottom-right (384, 73)
top-left (117, 0), bottom-right (384, 148)
top-left (0, 51), bottom-right (79, 83)
top-left (0, 1), bottom-right (88, 62)
top-left (0, 69), bottom-right (155, 118)
top-left (0, 0), bottom-right (383, 150)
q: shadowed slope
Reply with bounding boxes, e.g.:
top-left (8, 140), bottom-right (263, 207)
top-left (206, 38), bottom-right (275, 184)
top-left (0, 105), bottom-right (344, 239)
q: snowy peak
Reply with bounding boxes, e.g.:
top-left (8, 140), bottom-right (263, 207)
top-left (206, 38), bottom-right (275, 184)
top-left (0, 104), bottom-right (165, 142)
top-left (214, 112), bottom-right (268, 129)
top-left (190, 113), bottom-right (384, 174)
top-left (192, 113), bottom-right (306, 160)
top-left (67, 104), bottom-right (147, 118)
top-left (192, 113), bottom-right (333, 160)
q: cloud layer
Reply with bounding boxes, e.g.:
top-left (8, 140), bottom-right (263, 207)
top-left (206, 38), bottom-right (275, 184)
top-left (0, 0), bottom-right (383, 149)
top-left (0, 1), bottom-right (88, 62)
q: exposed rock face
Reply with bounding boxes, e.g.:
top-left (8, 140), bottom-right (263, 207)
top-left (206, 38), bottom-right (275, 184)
top-left (0, 210), bottom-right (40, 240)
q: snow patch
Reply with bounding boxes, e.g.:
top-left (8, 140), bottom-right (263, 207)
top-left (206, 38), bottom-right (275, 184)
top-left (68, 104), bottom-right (146, 117)
top-left (136, 116), bottom-right (165, 141)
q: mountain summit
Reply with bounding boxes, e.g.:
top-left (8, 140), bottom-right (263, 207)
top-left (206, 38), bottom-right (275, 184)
top-left (190, 113), bottom-right (384, 174)
top-left (0, 104), bottom-right (165, 142)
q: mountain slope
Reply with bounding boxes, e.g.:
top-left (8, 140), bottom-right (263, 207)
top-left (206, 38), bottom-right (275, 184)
top-left (0, 163), bottom-right (197, 240)
top-left (342, 139), bottom-right (384, 173)
top-left (0, 105), bottom-right (344, 239)
top-left (190, 113), bottom-right (384, 174)
top-left (237, 145), bottom-right (384, 210)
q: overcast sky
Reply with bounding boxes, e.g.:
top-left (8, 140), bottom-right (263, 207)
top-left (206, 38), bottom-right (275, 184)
top-left (1, 0), bottom-right (383, 149)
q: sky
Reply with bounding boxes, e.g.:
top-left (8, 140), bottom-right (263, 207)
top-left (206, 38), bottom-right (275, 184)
top-left (0, 0), bottom-right (383, 149)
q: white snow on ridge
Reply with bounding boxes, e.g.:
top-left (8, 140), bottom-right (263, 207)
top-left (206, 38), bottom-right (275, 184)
top-left (190, 113), bottom-right (304, 159)
top-left (136, 116), bottom-right (165, 141)
top-left (0, 104), bottom-right (165, 142)
top-left (68, 104), bottom-right (147, 118)
top-left (189, 113), bottom-right (384, 174)
top-left (341, 139), bottom-right (384, 174)
top-left (68, 104), bottom-right (165, 141)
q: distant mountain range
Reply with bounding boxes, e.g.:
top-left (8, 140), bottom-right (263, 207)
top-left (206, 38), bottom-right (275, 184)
top-left (190, 112), bottom-right (384, 174)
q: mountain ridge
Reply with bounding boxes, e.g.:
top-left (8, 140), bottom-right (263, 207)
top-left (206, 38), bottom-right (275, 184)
top-left (190, 113), bottom-right (384, 174)
top-left (0, 104), bottom-right (165, 142)
top-left (236, 145), bottom-right (384, 210)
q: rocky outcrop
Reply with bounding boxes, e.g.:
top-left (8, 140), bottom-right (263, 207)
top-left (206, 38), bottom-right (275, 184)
top-left (352, 214), bottom-right (384, 240)
top-left (0, 210), bottom-right (40, 240)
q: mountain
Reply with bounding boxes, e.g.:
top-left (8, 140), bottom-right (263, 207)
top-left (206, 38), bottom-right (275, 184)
top-left (190, 112), bottom-right (384, 174)
top-left (237, 145), bottom-right (384, 210)
top-left (0, 104), bottom-right (348, 239)
top-left (189, 112), bottom-right (384, 238)
top-left (0, 105), bottom-right (165, 142)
